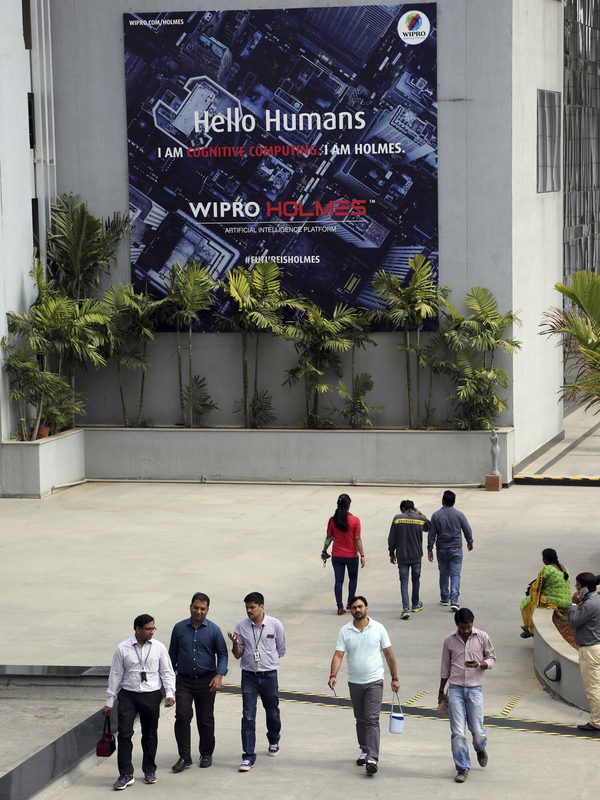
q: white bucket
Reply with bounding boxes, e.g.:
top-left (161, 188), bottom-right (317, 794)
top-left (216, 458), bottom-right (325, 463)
top-left (389, 692), bottom-right (404, 734)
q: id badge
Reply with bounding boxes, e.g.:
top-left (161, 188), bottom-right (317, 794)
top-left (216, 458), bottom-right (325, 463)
top-left (254, 651), bottom-right (261, 662)
top-left (141, 671), bottom-right (147, 682)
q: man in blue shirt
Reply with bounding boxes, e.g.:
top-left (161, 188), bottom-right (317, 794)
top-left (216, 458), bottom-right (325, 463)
top-left (168, 593), bottom-right (228, 771)
top-left (427, 490), bottom-right (473, 612)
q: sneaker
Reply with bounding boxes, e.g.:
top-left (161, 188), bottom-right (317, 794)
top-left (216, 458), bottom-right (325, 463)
top-left (366, 759), bottom-right (378, 774)
top-left (337, 608), bottom-right (347, 615)
top-left (440, 600), bottom-right (450, 606)
top-left (401, 610), bottom-right (410, 620)
top-left (268, 744), bottom-right (279, 757)
top-left (144, 773), bottom-right (156, 784)
top-left (450, 603), bottom-right (460, 612)
top-left (455, 769), bottom-right (468, 783)
top-left (113, 775), bottom-right (135, 790)
top-left (356, 750), bottom-right (368, 766)
top-left (411, 602), bottom-right (424, 612)
top-left (239, 759), bottom-right (255, 772)
top-left (476, 749), bottom-right (488, 767)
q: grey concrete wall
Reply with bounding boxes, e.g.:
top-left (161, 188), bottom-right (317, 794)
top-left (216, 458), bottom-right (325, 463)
top-left (533, 608), bottom-right (588, 711)
top-left (1, 429), bottom-right (85, 497)
top-left (83, 426), bottom-right (513, 485)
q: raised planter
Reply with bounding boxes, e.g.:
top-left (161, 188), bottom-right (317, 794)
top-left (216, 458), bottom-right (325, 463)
top-left (0, 429), bottom-right (85, 498)
top-left (0, 426), bottom-right (514, 497)
top-left (533, 607), bottom-right (588, 710)
top-left (84, 426), bottom-right (514, 486)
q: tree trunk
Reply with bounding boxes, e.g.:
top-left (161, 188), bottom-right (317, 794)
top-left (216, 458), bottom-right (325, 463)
top-left (69, 359), bottom-right (76, 429)
top-left (31, 400), bottom-right (43, 441)
top-left (416, 325), bottom-right (421, 425)
top-left (176, 328), bottom-right (188, 427)
top-left (242, 331), bottom-right (250, 428)
top-left (137, 339), bottom-right (148, 427)
top-left (117, 360), bottom-right (129, 427)
top-left (188, 324), bottom-right (193, 426)
top-left (405, 323), bottom-right (414, 429)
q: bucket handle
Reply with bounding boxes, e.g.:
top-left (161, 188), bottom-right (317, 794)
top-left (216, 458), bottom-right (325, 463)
top-left (391, 691), bottom-right (403, 717)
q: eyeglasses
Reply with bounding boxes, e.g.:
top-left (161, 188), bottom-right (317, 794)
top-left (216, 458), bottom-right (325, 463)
top-left (143, 627), bottom-right (156, 632)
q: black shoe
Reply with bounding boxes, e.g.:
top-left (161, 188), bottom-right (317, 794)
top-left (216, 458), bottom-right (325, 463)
top-left (455, 769), bottom-right (468, 783)
top-left (356, 750), bottom-right (368, 766)
top-left (577, 722), bottom-right (600, 732)
top-left (172, 757), bottom-right (193, 772)
top-left (365, 759), bottom-right (378, 774)
top-left (199, 755), bottom-right (212, 768)
top-left (476, 748), bottom-right (488, 767)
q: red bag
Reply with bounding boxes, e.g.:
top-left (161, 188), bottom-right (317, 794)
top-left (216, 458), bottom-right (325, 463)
top-left (96, 714), bottom-right (116, 757)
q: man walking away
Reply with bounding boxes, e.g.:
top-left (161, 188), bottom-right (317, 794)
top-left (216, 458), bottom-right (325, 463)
top-left (568, 572), bottom-right (600, 733)
top-left (328, 596), bottom-right (400, 776)
top-left (428, 490), bottom-right (473, 611)
top-left (169, 592), bottom-right (228, 771)
top-left (103, 615), bottom-right (175, 790)
top-left (438, 608), bottom-right (495, 783)
top-left (388, 500), bottom-right (431, 619)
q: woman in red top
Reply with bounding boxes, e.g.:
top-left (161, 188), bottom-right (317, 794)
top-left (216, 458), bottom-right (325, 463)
top-left (322, 494), bottom-right (365, 614)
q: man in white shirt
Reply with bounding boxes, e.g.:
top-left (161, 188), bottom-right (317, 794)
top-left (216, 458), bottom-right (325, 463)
top-left (328, 596), bottom-right (400, 775)
top-left (103, 614), bottom-right (176, 790)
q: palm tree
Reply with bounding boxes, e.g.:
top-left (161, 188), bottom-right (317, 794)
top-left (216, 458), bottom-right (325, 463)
top-left (371, 254), bottom-right (442, 428)
top-left (540, 270), bottom-right (600, 410)
top-left (162, 259), bottom-right (217, 427)
top-left (47, 192), bottom-right (129, 301)
top-left (219, 260), bottom-right (306, 427)
top-left (283, 304), bottom-right (360, 428)
top-left (103, 285), bottom-right (164, 426)
top-left (427, 287), bottom-right (521, 429)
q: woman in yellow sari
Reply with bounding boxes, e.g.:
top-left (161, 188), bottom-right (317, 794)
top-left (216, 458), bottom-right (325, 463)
top-left (520, 549), bottom-right (571, 638)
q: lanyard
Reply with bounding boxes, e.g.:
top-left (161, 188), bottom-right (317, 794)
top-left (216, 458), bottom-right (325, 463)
top-left (252, 624), bottom-right (264, 651)
top-left (134, 641), bottom-right (152, 670)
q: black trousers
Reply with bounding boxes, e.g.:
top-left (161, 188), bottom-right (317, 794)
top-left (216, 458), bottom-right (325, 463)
top-left (174, 673), bottom-right (217, 758)
top-left (117, 688), bottom-right (162, 776)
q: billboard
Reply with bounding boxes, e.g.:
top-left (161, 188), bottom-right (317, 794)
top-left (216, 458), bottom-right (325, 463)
top-left (124, 4), bottom-right (437, 330)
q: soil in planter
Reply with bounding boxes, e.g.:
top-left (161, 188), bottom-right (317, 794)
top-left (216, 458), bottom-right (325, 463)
top-left (553, 609), bottom-right (578, 649)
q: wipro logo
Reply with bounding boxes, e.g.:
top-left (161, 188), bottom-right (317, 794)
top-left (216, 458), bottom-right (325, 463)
top-left (398, 10), bottom-right (431, 45)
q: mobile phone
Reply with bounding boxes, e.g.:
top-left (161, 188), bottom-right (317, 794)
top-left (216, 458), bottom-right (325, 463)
top-left (580, 587), bottom-right (589, 599)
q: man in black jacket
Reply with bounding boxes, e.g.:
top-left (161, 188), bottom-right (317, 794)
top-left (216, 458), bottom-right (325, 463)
top-left (388, 500), bottom-right (431, 620)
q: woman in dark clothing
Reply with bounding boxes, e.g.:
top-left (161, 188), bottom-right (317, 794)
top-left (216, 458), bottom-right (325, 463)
top-left (321, 494), bottom-right (365, 614)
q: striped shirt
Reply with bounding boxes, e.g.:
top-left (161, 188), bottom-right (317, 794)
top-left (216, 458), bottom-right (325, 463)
top-left (234, 614), bottom-right (287, 672)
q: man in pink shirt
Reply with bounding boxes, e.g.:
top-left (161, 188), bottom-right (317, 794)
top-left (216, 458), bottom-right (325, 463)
top-left (438, 608), bottom-right (496, 783)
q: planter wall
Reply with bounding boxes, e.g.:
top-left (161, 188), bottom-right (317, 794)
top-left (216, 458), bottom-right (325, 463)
top-left (0, 426), bottom-right (514, 497)
top-left (0, 429), bottom-right (85, 498)
top-left (533, 608), bottom-right (587, 710)
top-left (84, 426), bottom-right (513, 486)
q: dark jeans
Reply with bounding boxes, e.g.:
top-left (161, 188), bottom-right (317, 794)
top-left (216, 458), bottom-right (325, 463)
top-left (331, 556), bottom-right (359, 609)
top-left (241, 670), bottom-right (281, 762)
top-left (116, 688), bottom-right (161, 776)
top-left (174, 673), bottom-right (216, 758)
top-left (398, 561), bottom-right (421, 610)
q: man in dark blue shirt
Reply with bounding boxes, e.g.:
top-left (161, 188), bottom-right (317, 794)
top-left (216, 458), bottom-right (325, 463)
top-left (427, 490), bottom-right (473, 612)
top-left (169, 592), bottom-right (228, 771)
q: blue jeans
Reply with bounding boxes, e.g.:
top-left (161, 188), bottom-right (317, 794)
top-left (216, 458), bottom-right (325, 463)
top-left (331, 556), bottom-right (359, 609)
top-left (448, 685), bottom-right (487, 770)
top-left (397, 561), bottom-right (421, 610)
top-left (241, 670), bottom-right (281, 762)
top-left (437, 548), bottom-right (463, 604)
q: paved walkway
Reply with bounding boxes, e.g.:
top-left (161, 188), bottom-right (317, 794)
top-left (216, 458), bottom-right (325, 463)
top-left (2, 475), bottom-right (600, 799)
top-left (516, 403), bottom-right (600, 478)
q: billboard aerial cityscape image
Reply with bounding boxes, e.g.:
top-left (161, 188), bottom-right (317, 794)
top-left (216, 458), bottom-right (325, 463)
top-left (124, 4), bottom-right (438, 330)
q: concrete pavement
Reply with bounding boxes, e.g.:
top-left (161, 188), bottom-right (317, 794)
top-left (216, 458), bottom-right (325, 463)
top-left (1, 473), bottom-right (600, 799)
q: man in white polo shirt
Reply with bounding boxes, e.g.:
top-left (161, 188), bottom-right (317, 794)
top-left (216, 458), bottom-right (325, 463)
top-left (328, 595), bottom-right (400, 774)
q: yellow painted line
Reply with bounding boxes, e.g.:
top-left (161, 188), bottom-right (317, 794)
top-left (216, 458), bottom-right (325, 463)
top-left (404, 691), bottom-right (429, 705)
top-left (500, 695), bottom-right (523, 716)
